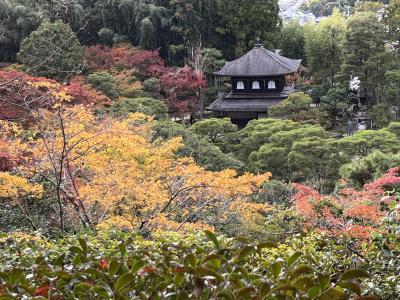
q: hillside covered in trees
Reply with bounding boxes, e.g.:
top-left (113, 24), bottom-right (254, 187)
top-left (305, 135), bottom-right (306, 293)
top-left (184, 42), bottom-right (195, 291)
top-left (0, 0), bottom-right (400, 299)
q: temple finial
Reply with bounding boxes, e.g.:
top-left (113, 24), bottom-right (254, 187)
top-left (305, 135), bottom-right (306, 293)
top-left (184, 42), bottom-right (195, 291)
top-left (255, 37), bottom-right (262, 48)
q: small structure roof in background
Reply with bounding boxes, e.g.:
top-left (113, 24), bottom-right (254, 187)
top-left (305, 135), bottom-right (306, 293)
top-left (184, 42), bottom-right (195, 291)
top-left (215, 46), bottom-right (301, 77)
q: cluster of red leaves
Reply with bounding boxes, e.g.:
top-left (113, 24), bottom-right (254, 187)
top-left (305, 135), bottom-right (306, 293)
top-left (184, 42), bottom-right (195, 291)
top-left (0, 151), bottom-right (15, 172)
top-left (34, 284), bottom-right (50, 297)
top-left (364, 167), bottom-right (400, 191)
top-left (160, 66), bottom-right (206, 117)
top-left (0, 70), bottom-right (56, 122)
top-left (84, 44), bottom-right (206, 117)
top-left (66, 76), bottom-right (111, 107)
top-left (292, 167), bottom-right (400, 239)
top-left (0, 69), bottom-right (112, 123)
top-left (84, 44), bottom-right (164, 77)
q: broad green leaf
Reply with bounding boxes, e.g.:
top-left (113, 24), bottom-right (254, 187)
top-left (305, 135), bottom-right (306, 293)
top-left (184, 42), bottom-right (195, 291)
top-left (307, 286), bottom-right (321, 299)
top-left (109, 259), bottom-right (121, 276)
top-left (184, 253), bottom-right (197, 268)
top-left (115, 272), bottom-right (135, 293)
top-left (271, 261), bottom-right (282, 278)
top-left (287, 252), bottom-right (302, 268)
top-left (10, 268), bottom-right (24, 285)
top-left (341, 269), bottom-right (370, 281)
top-left (291, 264), bottom-right (314, 278)
top-left (236, 246), bottom-right (254, 262)
top-left (204, 230), bottom-right (220, 249)
top-left (338, 281), bottom-right (361, 296)
top-left (78, 238), bottom-right (88, 254)
top-left (118, 242), bottom-right (127, 257)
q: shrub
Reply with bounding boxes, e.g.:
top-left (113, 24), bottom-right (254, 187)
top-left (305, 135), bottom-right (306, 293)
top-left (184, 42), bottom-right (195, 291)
top-left (143, 77), bottom-right (161, 98)
top-left (98, 28), bottom-right (115, 46)
top-left (87, 72), bottom-right (118, 99)
top-left (0, 230), bottom-right (377, 299)
top-left (104, 97), bottom-right (167, 119)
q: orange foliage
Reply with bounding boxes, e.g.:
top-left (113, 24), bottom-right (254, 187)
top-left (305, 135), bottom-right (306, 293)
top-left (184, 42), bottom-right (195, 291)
top-left (292, 167), bottom-right (400, 239)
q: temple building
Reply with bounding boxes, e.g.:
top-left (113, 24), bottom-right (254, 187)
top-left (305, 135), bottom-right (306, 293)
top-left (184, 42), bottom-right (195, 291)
top-left (208, 44), bottom-right (301, 125)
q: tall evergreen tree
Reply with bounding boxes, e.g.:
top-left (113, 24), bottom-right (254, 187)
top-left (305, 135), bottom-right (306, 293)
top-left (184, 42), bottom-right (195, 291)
top-left (304, 9), bottom-right (345, 87)
top-left (342, 11), bottom-right (388, 105)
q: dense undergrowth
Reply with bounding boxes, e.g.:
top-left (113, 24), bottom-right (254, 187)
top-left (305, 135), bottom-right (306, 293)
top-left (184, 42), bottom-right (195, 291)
top-left (0, 228), bottom-right (398, 299)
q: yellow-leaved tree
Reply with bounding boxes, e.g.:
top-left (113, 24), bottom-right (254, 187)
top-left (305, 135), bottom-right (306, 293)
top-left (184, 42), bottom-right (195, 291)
top-left (1, 82), bottom-right (271, 233)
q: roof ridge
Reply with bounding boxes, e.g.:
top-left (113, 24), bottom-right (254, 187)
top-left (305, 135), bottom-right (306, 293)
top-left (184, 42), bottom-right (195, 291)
top-left (264, 49), bottom-right (295, 73)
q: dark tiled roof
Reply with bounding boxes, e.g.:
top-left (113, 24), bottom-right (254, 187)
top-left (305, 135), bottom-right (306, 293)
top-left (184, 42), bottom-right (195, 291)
top-left (207, 89), bottom-right (291, 112)
top-left (216, 47), bottom-right (301, 76)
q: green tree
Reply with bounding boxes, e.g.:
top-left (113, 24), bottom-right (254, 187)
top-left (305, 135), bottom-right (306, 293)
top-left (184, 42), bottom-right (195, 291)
top-left (288, 136), bottom-right (347, 191)
top-left (103, 97), bottom-right (167, 119)
top-left (340, 150), bottom-right (400, 188)
top-left (0, 0), bottom-right (42, 61)
top-left (87, 72), bottom-right (118, 99)
top-left (98, 28), bottom-right (115, 46)
top-left (342, 11), bottom-right (388, 105)
top-left (337, 129), bottom-right (400, 158)
top-left (383, 0), bottom-right (400, 54)
top-left (369, 103), bottom-right (394, 129)
top-left (269, 92), bottom-right (313, 120)
top-left (304, 9), bottom-right (345, 86)
top-left (152, 120), bottom-right (244, 171)
top-left (17, 20), bottom-right (83, 81)
top-left (382, 70), bottom-right (400, 117)
top-left (143, 78), bottom-right (161, 98)
top-left (191, 118), bottom-right (238, 153)
top-left (249, 124), bottom-right (329, 181)
top-left (320, 87), bottom-right (348, 127)
top-left (236, 119), bottom-right (299, 162)
top-left (278, 20), bottom-right (305, 60)
top-left (216, 0), bottom-right (281, 56)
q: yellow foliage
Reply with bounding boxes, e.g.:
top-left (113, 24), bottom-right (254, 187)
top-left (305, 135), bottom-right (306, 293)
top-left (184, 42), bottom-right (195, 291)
top-left (1, 105), bottom-right (271, 231)
top-left (0, 172), bottom-right (43, 202)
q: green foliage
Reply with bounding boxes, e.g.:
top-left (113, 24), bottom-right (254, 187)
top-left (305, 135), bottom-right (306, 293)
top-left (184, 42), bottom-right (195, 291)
top-left (288, 136), bottom-right (347, 190)
top-left (191, 118), bottom-right (238, 153)
top-left (269, 92), bottom-right (313, 120)
top-left (320, 87), bottom-right (348, 126)
top-left (337, 129), bottom-right (400, 158)
top-left (383, 0), bottom-right (400, 54)
top-left (340, 150), bottom-right (400, 188)
top-left (248, 123), bottom-right (343, 190)
top-left (216, 0), bottom-right (281, 55)
top-left (304, 10), bottom-right (346, 86)
top-left (103, 97), bottom-right (167, 119)
top-left (88, 71), bottom-right (118, 99)
top-left (369, 103), bottom-right (394, 129)
top-left (254, 180), bottom-right (294, 207)
top-left (0, 0), bottom-right (42, 61)
top-left (382, 70), bottom-right (400, 116)
top-left (0, 230), bottom-right (378, 299)
top-left (98, 28), bottom-right (115, 46)
top-left (236, 118), bottom-right (299, 162)
top-left (152, 121), bottom-right (244, 172)
top-left (198, 48), bottom-right (226, 75)
top-left (143, 77), bottom-right (161, 98)
top-left (342, 11), bottom-right (388, 105)
top-left (17, 20), bottom-right (83, 81)
top-left (388, 121), bottom-right (400, 138)
top-left (278, 20), bottom-right (305, 60)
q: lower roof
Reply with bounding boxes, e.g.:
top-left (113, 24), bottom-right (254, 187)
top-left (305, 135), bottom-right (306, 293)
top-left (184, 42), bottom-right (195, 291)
top-left (207, 89), bottom-right (291, 113)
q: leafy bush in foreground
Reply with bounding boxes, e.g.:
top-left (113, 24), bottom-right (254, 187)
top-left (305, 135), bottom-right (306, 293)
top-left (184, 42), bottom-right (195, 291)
top-left (0, 230), bottom-right (378, 299)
